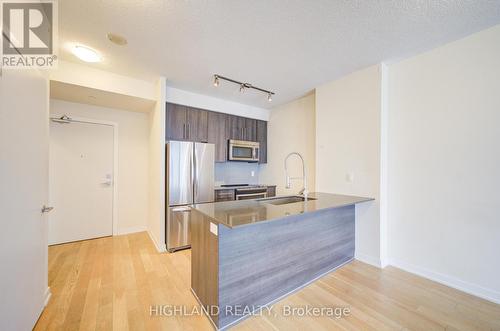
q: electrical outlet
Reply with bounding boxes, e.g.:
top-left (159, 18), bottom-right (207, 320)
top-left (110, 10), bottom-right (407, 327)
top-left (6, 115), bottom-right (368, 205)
top-left (251, 171), bottom-right (255, 177)
top-left (346, 173), bottom-right (354, 183)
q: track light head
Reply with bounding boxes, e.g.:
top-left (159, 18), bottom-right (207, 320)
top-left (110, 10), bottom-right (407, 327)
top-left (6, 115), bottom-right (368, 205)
top-left (213, 75), bottom-right (219, 87)
top-left (239, 84), bottom-right (245, 93)
top-left (268, 93), bottom-right (273, 102)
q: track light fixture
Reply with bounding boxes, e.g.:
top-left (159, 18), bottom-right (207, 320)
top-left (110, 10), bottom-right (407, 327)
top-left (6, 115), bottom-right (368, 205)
top-left (213, 74), bottom-right (275, 102)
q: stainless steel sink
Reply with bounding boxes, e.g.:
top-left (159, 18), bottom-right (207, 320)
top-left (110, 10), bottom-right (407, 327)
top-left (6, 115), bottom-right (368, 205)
top-left (259, 196), bottom-right (317, 205)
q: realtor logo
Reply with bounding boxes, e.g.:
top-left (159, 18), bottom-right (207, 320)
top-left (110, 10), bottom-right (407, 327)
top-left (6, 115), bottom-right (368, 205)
top-left (1, 0), bottom-right (58, 68)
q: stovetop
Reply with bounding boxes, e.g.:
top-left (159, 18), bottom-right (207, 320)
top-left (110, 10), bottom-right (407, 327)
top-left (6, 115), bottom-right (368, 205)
top-left (221, 184), bottom-right (251, 187)
top-left (217, 184), bottom-right (268, 190)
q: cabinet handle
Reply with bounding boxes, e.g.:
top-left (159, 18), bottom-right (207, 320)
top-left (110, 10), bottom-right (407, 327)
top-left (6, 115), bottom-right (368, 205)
top-left (183, 124), bottom-right (186, 139)
top-left (187, 123), bottom-right (190, 139)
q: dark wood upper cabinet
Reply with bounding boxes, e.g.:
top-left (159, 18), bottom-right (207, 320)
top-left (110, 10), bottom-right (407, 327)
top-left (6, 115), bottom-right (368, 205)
top-left (167, 102), bottom-right (267, 163)
top-left (244, 118), bottom-right (257, 142)
top-left (166, 103), bottom-right (208, 142)
top-left (256, 120), bottom-right (267, 164)
top-left (187, 107), bottom-right (208, 142)
top-left (228, 116), bottom-right (257, 141)
top-left (208, 112), bottom-right (229, 162)
top-left (166, 103), bottom-right (187, 141)
top-left (228, 115), bottom-right (245, 140)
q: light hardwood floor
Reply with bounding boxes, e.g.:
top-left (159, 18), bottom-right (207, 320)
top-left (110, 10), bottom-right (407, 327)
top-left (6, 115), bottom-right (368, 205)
top-left (35, 232), bottom-right (500, 331)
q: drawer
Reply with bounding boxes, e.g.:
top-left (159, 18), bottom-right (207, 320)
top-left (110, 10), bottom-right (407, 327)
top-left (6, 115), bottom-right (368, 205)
top-left (266, 186), bottom-right (276, 197)
top-left (215, 189), bottom-right (235, 202)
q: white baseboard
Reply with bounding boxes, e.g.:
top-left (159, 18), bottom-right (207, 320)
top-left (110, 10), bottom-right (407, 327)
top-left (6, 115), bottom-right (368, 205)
top-left (116, 225), bottom-right (147, 236)
top-left (388, 258), bottom-right (500, 305)
top-left (43, 287), bottom-right (52, 307)
top-left (147, 230), bottom-right (166, 253)
top-left (355, 252), bottom-right (382, 268)
top-left (34, 287), bottom-right (52, 329)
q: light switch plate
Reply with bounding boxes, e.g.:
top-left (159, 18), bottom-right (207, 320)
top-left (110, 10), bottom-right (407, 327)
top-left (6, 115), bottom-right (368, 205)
top-left (210, 222), bottom-right (218, 236)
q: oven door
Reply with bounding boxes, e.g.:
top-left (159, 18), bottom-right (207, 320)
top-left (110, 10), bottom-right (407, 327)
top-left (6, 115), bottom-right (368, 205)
top-left (235, 187), bottom-right (268, 200)
top-left (236, 192), bottom-right (268, 200)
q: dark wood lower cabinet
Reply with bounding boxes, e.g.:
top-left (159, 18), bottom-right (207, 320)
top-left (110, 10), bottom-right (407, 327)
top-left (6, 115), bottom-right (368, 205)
top-left (266, 186), bottom-right (276, 197)
top-left (215, 189), bottom-right (235, 202)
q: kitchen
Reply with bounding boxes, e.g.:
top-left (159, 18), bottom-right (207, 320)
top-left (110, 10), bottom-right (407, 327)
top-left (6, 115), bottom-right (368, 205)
top-left (165, 101), bottom-right (280, 252)
top-left (3, 1), bottom-right (500, 330)
top-left (164, 94), bottom-right (373, 329)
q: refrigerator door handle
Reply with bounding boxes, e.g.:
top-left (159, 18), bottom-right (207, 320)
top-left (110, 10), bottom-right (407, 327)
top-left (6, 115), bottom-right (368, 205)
top-left (192, 144), bottom-right (197, 201)
top-left (191, 143), bottom-right (196, 203)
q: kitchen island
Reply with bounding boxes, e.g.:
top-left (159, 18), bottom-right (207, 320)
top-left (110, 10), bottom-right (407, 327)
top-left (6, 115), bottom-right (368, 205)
top-left (190, 192), bottom-right (373, 330)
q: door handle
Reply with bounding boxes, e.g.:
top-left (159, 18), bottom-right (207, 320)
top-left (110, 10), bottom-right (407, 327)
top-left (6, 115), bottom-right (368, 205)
top-left (42, 205), bottom-right (54, 213)
top-left (101, 174), bottom-right (113, 186)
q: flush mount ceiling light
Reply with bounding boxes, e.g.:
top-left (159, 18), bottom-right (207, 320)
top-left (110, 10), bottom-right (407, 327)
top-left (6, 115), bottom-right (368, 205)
top-left (71, 45), bottom-right (101, 62)
top-left (213, 74), bottom-right (275, 102)
top-left (107, 33), bottom-right (128, 46)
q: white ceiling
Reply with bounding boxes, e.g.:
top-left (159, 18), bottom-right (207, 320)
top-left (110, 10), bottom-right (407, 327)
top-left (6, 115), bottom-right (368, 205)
top-left (58, 0), bottom-right (500, 109)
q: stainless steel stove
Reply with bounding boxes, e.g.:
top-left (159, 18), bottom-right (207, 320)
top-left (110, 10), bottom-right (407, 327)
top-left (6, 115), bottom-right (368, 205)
top-left (224, 184), bottom-right (268, 200)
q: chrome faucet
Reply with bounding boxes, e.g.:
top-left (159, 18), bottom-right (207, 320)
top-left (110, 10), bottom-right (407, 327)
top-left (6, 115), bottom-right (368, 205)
top-left (284, 152), bottom-right (309, 199)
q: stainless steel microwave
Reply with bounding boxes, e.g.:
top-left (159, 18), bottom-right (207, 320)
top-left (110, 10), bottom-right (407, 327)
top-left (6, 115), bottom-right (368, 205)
top-left (228, 140), bottom-right (260, 162)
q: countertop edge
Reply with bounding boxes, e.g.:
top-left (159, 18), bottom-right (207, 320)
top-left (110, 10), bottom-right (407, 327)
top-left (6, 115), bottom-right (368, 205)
top-left (192, 193), bottom-right (374, 229)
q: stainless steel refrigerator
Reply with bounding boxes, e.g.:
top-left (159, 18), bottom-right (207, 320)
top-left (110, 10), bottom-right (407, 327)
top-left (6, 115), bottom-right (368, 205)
top-left (166, 141), bottom-right (215, 252)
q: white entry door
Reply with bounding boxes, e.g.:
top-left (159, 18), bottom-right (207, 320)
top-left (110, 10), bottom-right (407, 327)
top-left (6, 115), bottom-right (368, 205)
top-left (49, 119), bottom-right (114, 245)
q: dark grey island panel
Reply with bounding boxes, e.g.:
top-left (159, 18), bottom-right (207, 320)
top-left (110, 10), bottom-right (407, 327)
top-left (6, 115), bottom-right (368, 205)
top-left (190, 192), bottom-right (373, 330)
top-left (217, 205), bottom-right (355, 328)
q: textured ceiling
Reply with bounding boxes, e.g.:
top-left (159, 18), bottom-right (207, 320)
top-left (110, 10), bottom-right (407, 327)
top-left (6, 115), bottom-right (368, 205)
top-left (58, 0), bottom-right (500, 108)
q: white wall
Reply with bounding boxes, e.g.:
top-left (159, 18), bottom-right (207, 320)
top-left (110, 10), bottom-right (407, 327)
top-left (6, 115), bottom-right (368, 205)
top-left (166, 86), bottom-right (270, 120)
top-left (148, 78), bottom-right (167, 252)
top-left (259, 93), bottom-right (316, 195)
top-left (50, 60), bottom-right (156, 101)
top-left (387, 24), bottom-right (500, 303)
top-left (50, 99), bottom-right (150, 235)
top-left (315, 65), bottom-right (383, 267)
top-left (1, 69), bottom-right (50, 329)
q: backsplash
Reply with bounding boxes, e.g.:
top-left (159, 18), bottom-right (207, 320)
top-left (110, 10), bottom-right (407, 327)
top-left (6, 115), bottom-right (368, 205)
top-left (215, 162), bottom-right (260, 185)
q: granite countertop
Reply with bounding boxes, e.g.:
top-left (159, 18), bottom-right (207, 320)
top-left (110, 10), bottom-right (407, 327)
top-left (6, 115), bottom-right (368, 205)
top-left (192, 192), bottom-right (374, 228)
